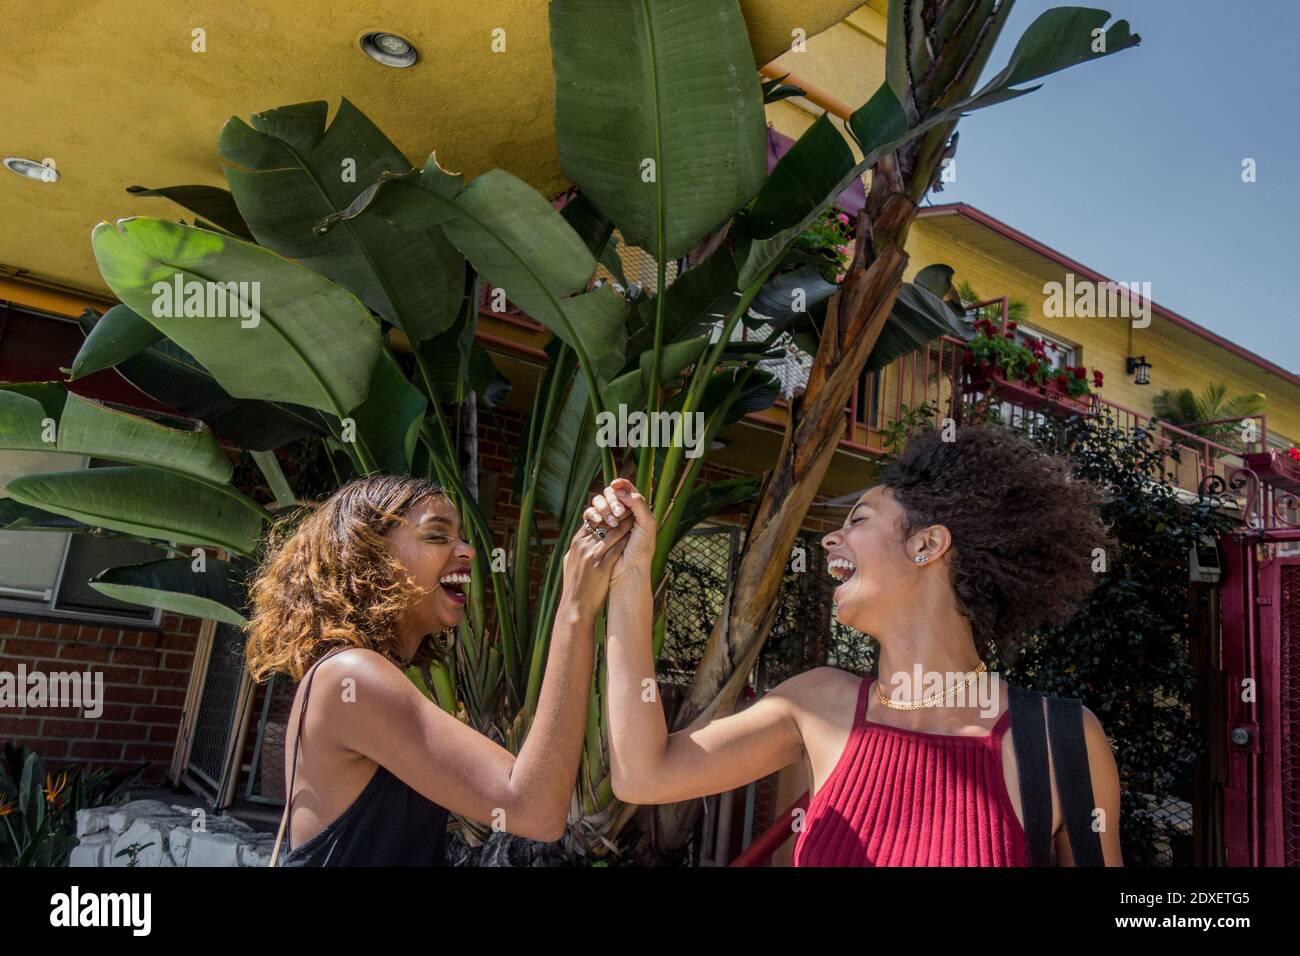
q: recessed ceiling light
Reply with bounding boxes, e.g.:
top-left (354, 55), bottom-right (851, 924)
top-left (360, 32), bottom-right (418, 68)
top-left (4, 157), bottom-right (59, 182)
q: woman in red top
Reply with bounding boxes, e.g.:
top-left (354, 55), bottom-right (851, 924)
top-left (594, 425), bottom-right (1124, 866)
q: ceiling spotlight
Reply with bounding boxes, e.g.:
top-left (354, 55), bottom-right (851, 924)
top-left (360, 32), bottom-right (418, 68)
top-left (4, 157), bottom-right (59, 182)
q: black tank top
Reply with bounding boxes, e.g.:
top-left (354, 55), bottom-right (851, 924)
top-left (279, 647), bottom-right (450, 867)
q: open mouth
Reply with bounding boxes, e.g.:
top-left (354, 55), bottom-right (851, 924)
top-left (438, 570), bottom-right (470, 605)
top-left (827, 557), bottom-right (857, 587)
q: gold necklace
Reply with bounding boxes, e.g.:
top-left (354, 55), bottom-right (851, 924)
top-left (874, 661), bottom-right (987, 711)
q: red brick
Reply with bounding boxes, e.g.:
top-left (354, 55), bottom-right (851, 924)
top-left (96, 666), bottom-right (142, 685)
top-left (2, 638), bottom-right (59, 658)
top-left (69, 740), bottom-right (123, 760)
top-left (153, 689), bottom-right (187, 707)
top-left (57, 642), bottom-right (113, 663)
top-left (131, 705), bottom-right (182, 724)
top-left (157, 632), bottom-right (195, 651)
top-left (140, 669), bottom-right (188, 689)
top-left (0, 715), bottom-right (42, 735)
top-left (159, 650), bottom-right (195, 671)
top-left (110, 646), bottom-right (160, 667)
top-left (108, 686), bottom-right (155, 705)
top-left (148, 724), bottom-right (179, 743)
top-left (10, 737), bottom-right (69, 758)
top-left (39, 718), bottom-right (103, 739)
top-left (121, 743), bottom-right (173, 762)
top-left (137, 630), bottom-right (160, 648)
top-left (14, 618), bottom-right (40, 637)
top-left (27, 704), bottom-right (90, 719)
top-left (95, 722), bottom-right (145, 742)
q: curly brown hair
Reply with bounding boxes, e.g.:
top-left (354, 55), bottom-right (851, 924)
top-left (244, 475), bottom-right (451, 682)
top-left (876, 424), bottom-right (1113, 662)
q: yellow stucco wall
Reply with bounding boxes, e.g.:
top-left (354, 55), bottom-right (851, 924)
top-left (904, 221), bottom-right (1300, 446)
top-left (0, 0), bottom-right (863, 296)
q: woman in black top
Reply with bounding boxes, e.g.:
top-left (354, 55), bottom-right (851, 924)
top-left (243, 475), bottom-right (632, 865)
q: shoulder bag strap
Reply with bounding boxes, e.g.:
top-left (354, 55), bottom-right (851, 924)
top-left (1045, 695), bottom-right (1106, 866)
top-left (1007, 683), bottom-right (1054, 865)
top-left (267, 646), bottom-right (349, 867)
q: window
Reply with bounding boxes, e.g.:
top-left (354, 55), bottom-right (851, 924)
top-left (993, 322), bottom-right (1080, 431)
top-left (1014, 323), bottom-right (1077, 367)
top-left (0, 453), bottom-right (165, 625)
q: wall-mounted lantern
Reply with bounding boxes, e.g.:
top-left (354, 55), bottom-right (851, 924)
top-left (1126, 355), bottom-right (1152, 385)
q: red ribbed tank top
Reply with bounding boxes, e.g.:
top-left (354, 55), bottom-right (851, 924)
top-left (793, 676), bottom-right (1029, 866)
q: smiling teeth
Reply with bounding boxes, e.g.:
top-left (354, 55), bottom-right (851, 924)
top-left (439, 573), bottom-right (470, 585)
top-left (827, 558), bottom-right (857, 582)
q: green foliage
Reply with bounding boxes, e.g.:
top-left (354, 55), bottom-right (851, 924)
top-left (999, 408), bottom-right (1235, 865)
top-left (963, 318), bottom-right (1101, 398)
top-left (1152, 383), bottom-right (1266, 449)
top-left (0, 743), bottom-right (145, 866)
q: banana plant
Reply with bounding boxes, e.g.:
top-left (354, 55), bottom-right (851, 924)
top-left (0, 0), bottom-right (1024, 860)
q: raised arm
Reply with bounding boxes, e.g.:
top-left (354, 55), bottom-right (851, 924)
top-left (317, 516), bottom-right (631, 842)
top-left (598, 478), bottom-right (807, 805)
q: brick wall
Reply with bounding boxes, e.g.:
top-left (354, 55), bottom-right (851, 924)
top-left (0, 611), bottom-right (200, 784)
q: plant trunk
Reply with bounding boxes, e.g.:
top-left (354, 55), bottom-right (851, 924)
top-left (649, 170), bottom-right (923, 853)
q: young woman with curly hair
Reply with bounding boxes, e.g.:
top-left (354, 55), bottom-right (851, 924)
top-left (593, 424), bottom-right (1125, 866)
top-left (244, 475), bottom-right (632, 865)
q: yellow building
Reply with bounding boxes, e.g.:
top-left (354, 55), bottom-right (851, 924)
top-left (0, 2), bottom-right (1293, 864)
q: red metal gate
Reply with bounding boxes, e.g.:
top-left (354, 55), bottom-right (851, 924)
top-left (1219, 528), bottom-right (1300, 866)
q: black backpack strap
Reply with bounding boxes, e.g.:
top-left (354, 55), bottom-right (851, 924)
top-left (1045, 695), bottom-right (1105, 866)
top-left (1008, 684), bottom-right (1054, 865)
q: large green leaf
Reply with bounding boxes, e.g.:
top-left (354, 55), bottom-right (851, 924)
top-left (324, 350), bottom-right (425, 476)
top-left (740, 11), bottom-right (1138, 285)
top-left (550, 0), bottom-right (767, 262)
top-left (67, 304), bottom-right (163, 379)
top-left (74, 308), bottom-right (330, 452)
top-left (89, 558), bottom-right (247, 626)
top-left (0, 499), bottom-right (86, 532)
top-left (0, 384), bottom-right (232, 483)
top-left (125, 184), bottom-right (254, 240)
top-left (220, 99), bottom-right (464, 342)
top-left (325, 171), bottom-right (628, 377)
top-left (535, 367), bottom-right (643, 521)
top-left (865, 282), bottom-right (969, 373)
top-left (91, 217), bottom-right (382, 417)
top-left (4, 466), bottom-right (264, 557)
top-left (671, 476), bottom-right (760, 550)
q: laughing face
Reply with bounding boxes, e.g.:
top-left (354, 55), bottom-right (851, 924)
top-left (384, 495), bottom-right (475, 640)
top-left (820, 484), bottom-right (932, 633)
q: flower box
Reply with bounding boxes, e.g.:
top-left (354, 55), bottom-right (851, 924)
top-left (964, 371), bottom-right (1093, 416)
top-left (1243, 449), bottom-right (1300, 495)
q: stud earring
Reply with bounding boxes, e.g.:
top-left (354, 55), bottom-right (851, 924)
top-left (914, 554), bottom-right (926, 564)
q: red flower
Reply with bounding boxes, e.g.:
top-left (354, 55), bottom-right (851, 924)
top-left (1093, 369), bottom-right (1104, 388)
top-left (977, 360), bottom-right (990, 374)
top-left (1027, 361), bottom-right (1041, 376)
top-left (1073, 366), bottom-right (1086, 380)
top-left (1004, 332), bottom-right (1015, 340)
top-left (962, 349), bottom-right (975, 366)
top-left (1287, 447), bottom-right (1300, 463)
top-left (1055, 373), bottom-right (1070, 389)
top-left (1007, 321), bottom-right (1018, 330)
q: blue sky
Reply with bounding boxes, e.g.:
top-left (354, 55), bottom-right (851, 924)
top-left (928, 0), bottom-right (1300, 375)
